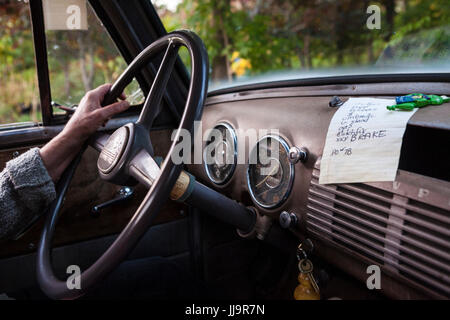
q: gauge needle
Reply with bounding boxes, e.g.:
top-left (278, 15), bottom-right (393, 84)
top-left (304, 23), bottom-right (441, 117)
top-left (256, 163), bottom-right (279, 187)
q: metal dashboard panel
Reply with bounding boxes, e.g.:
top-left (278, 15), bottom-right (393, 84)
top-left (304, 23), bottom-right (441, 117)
top-left (188, 95), bottom-right (333, 219)
top-left (191, 81), bottom-right (450, 299)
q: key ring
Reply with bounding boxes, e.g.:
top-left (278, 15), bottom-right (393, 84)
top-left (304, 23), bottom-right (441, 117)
top-left (296, 243), bottom-right (308, 261)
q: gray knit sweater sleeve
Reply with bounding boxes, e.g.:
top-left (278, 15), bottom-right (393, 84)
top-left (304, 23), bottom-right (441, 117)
top-left (0, 148), bottom-right (56, 240)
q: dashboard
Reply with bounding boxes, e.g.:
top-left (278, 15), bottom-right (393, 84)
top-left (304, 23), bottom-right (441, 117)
top-left (187, 81), bottom-right (450, 300)
top-left (189, 92), bottom-right (331, 217)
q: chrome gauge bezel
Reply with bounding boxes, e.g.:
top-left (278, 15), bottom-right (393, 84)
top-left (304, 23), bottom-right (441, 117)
top-left (247, 134), bottom-right (295, 209)
top-left (203, 122), bottom-right (238, 185)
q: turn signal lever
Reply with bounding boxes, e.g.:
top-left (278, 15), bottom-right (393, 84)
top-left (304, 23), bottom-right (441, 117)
top-left (91, 186), bottom-right (134, 216)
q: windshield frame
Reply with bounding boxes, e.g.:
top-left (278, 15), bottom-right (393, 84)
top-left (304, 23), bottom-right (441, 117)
top-left (207, 72), bottom-right (450, 97)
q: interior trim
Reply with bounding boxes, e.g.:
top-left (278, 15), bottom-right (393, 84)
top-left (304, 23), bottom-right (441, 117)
top-left (204, 82), bottom-right (450, 131)
top-left (206, 82), bottom-right (450, 106)
top-left (0, 116), bottom-right (139, 149)
top-left (0, 218), bottom-right (191, 294)
top-left (208, 73), bottom-right (450, 97)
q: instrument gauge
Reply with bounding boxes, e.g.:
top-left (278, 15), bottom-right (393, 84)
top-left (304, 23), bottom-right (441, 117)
top-left (204, 122), bottom-right (237, 185)
top-left (247, 135), bottom-right (294, 208)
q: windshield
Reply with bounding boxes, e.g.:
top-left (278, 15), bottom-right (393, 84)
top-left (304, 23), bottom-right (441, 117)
top-left (152, 0), bottom-right (450, 91)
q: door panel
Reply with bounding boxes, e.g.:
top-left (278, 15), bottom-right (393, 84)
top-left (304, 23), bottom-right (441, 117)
top-left (0, 218), bottom-right (192, 295)
top-left (0, 128), bottom-right (186, 259)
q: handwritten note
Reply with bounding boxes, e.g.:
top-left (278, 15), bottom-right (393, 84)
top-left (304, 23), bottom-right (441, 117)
top-left (319, 98), bottom-right (417, 184)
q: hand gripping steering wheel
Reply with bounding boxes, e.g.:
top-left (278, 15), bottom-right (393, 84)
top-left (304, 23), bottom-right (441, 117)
top-left (36, 30), bottom-right (208, 299)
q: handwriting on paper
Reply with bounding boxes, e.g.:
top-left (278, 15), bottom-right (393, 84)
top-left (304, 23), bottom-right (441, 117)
top-left (319, 98), bottom-right (417, 184)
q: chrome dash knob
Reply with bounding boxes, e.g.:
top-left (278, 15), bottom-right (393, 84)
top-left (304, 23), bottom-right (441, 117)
top-left (288, 146), bottom-right (307, 164)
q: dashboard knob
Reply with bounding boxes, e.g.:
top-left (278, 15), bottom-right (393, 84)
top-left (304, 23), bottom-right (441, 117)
top-left (329, 96), bottom-right (344, 108)
top-left (288, 146), bottom-right (308, 164)
top-left (279, 211), bottom-right (298, 229)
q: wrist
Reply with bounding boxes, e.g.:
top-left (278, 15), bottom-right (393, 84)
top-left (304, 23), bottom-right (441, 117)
top-left (40, 130), bottom-right (85, 182)
top-left (54, 129), bottom-right (86, 152)
top-left (60, 127), bottom-right (88, 146)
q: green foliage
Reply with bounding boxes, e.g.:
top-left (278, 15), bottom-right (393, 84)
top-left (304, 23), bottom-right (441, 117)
top-left (0, 0), bottom-right (449, 124)
top-left (0, 2), bottom-right (39, 124)
top-left (394, 0), bottom-right (450, 37)
top-left (156, 0), bottom-right (449, 81)
top-left (0, 1), bottom-right (134, 124)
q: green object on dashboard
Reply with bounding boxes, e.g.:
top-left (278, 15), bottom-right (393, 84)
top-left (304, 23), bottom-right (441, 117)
top-left (387, 93), bottom-right (450, 111)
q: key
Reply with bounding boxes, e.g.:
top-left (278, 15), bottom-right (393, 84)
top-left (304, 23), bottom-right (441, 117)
top-left (298, 259), bottom-right (320, 294)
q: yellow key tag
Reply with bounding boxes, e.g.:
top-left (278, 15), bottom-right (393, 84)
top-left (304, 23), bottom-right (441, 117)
top-left (294, 259), bottom-right (320, 300)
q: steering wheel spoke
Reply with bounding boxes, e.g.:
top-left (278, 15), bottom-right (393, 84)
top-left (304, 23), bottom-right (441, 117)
top-left (128, 149), bottom-right (161, 189)
top-left (89, 132), bottom-right (111, 153)
top-left (137, 41), bottom-right (180, 130)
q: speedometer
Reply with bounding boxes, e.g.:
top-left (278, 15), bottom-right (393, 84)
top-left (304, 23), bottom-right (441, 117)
top-left (247, 135), bottom-right (294, 208)
top-left (204, 122), bottom-right (237, 185)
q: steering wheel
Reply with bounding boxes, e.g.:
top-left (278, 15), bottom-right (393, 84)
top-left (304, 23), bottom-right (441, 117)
top-left (36, 30), bottom-right (208, 299)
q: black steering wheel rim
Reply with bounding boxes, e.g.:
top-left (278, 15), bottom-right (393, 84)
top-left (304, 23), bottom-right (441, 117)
top-left (36, 30), bottom-right (208, 300)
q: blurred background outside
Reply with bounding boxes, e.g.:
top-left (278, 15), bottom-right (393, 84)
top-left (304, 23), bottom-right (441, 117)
top-left (0, 0), bottom-right (448, 124)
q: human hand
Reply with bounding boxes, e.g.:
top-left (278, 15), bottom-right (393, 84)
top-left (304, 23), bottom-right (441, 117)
top-left (40, 84), bottom-right (130, 182)
top-left (62, 83), bottom-right (130, 141)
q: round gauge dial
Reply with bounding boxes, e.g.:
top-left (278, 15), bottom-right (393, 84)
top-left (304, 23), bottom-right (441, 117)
top-left (247, 135), bottom-right (294, 208)
top-left (204, 123), bottom-right (237, 185)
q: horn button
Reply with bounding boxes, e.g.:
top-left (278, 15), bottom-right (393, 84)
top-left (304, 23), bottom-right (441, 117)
top-left (98, 126), bottom-right (130, 174)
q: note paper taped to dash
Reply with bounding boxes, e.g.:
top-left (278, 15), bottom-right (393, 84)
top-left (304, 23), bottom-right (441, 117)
top-left (319, 98), bottom-right (417, 184)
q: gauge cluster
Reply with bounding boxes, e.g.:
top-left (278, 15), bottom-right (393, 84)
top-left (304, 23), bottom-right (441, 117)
top-left (247, 135), bottom-right (294, 208)
top-left (204, 122), bottom-right (237, 185)
top-left (203, 122), bottom-right (296, 210)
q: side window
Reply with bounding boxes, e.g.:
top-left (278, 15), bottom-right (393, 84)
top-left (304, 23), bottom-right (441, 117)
top-left (44, 2), bottom-right (143, 115)
top-left (0, 1), bottom-right (40, 125)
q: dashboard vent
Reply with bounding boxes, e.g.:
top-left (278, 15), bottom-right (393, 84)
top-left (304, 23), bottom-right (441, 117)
top-left (306, 160), bottom-right (450, 297)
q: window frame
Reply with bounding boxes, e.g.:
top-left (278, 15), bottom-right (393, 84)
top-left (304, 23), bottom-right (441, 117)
top-left (29, 0), bottom-right (52, 126)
